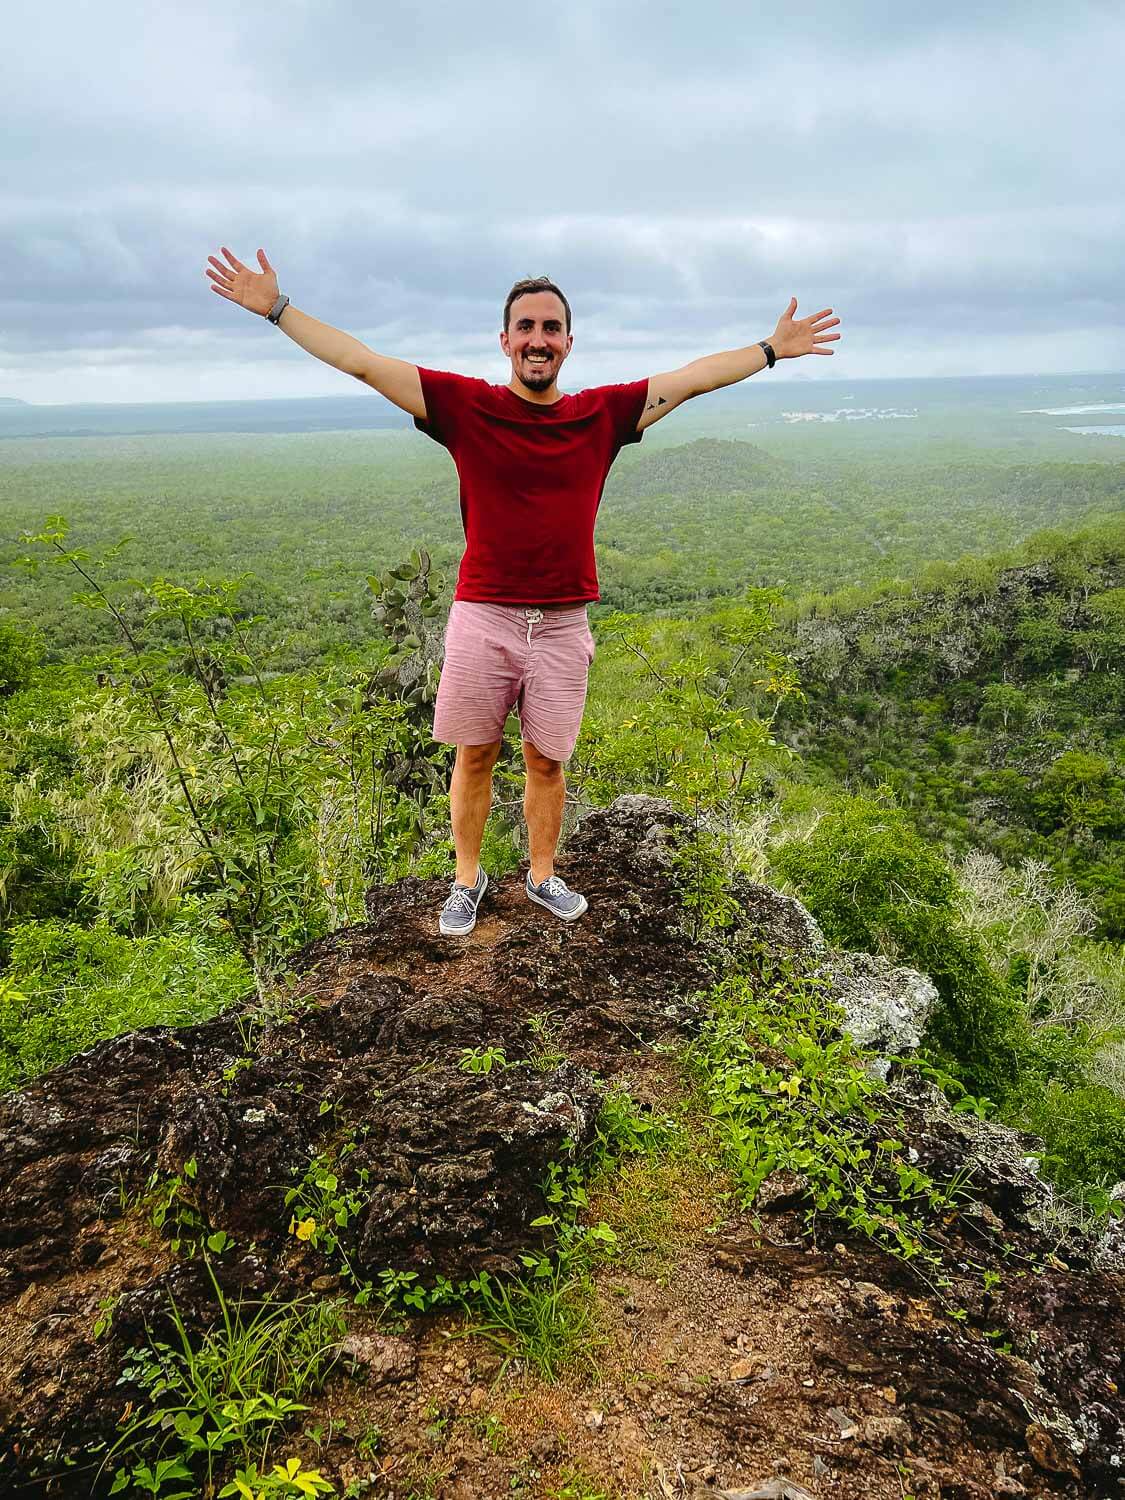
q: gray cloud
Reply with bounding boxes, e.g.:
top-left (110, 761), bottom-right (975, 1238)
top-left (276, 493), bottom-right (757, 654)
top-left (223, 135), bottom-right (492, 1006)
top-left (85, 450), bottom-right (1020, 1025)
top-left (1, 0), bottom-right (1122, 402)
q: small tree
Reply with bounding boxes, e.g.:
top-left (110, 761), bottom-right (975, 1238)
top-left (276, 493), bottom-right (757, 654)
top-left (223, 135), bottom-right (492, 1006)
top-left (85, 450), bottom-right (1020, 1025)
top-left (977, 682), bottom-right (1029, 733)
top-left (364, 549), bottom-right (452, 856)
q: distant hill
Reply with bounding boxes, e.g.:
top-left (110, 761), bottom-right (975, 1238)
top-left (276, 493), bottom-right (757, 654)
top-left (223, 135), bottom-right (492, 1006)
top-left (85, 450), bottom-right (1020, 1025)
top-left (768, 520), bottom-right (1125, 936)
top-left (607, 437), bottom-right (786, 498)
top-left (0, 398), bottom-right (29, 406)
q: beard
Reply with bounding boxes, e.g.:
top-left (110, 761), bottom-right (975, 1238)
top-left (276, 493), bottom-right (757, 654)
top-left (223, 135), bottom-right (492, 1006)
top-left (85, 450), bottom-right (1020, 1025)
top-left (515, 356), bottom-right (555, 392)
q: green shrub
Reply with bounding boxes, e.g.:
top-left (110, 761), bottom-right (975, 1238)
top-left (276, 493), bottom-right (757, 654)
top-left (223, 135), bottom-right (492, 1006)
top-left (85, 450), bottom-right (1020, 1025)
top-left (687, 971), bottom-right (976, 1265)
top-left (0, 622), bottom-right (44, 698)
top-left (0, 915), bottom-right (250, 1090)
top-left (102, 1265), bottom-right (344, 1497)
top-left (1015, 1082), bottom-right (1125, 1194)
top-left (767, 794), bottom-right (1125, 1194)
top-left (769, 793), bottom-right (1023, 1098)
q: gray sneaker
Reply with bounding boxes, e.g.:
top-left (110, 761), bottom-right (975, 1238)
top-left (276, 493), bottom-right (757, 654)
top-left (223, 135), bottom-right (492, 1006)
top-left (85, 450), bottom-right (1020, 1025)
top-left (526, 872), bottom-right (588, 922)
top-left (439, 867), bottom-right (489, 936)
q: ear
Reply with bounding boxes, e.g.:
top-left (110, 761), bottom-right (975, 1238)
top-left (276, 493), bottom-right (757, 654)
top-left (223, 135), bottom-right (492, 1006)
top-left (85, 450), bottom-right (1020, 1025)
top-left (500, 328), bottom-right (512, 357)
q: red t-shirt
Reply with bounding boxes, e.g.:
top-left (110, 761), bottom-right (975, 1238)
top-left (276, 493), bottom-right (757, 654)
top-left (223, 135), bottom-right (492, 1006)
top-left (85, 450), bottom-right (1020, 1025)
top-left (414, 368), bottom-right (648, 604)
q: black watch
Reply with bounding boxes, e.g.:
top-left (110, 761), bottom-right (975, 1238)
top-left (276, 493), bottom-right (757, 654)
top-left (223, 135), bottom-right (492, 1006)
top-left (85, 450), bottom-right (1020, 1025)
top-left (758, 340), bottom-right (776, 369)
top-left (266, 294), bottom-right (290, 325)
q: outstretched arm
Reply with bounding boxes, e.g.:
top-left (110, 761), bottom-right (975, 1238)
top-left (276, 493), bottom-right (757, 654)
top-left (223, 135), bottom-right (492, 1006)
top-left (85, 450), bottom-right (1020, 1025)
top-left (637, 297), bottom-right (841, 432)
top-left (204, 246), bottom-right (426, 421)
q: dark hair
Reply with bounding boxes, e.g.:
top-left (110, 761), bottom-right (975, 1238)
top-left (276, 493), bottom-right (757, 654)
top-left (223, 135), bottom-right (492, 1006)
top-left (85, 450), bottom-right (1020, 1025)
top-left (503, 277), bottom-right (572, 334)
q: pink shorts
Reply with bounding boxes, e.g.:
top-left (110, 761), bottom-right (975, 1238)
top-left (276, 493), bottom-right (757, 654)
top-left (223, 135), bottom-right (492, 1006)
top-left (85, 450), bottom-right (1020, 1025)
top-left (434, 601), bottom-right (596, 762)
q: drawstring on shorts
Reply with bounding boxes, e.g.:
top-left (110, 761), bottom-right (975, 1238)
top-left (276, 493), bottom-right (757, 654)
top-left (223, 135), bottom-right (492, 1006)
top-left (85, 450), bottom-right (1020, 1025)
top-left (523, 607), bottom-right (544, 645)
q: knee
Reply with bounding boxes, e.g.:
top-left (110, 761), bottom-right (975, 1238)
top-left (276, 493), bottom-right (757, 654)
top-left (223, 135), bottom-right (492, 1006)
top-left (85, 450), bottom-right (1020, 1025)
top-left (456, 741), bottom-right (503, 778)
top-left (522, 741), bottom-right (564, 779)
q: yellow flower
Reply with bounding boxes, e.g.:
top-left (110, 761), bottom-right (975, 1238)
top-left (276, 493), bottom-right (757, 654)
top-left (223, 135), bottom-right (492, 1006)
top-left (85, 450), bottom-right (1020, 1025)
top-left (289, 1216), bottom-right (317, 1241)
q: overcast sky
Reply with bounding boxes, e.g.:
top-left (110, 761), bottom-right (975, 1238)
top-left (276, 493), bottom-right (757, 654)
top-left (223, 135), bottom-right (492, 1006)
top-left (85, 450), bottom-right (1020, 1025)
top-left (2, 0), bottom-right (1123, 405)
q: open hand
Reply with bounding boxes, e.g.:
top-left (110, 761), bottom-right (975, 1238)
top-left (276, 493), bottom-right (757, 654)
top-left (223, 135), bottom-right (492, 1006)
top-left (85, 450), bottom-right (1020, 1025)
top-left (769, 298), bottom-right (841, 359)
top-left (205, 246), bottom-right (279, 317)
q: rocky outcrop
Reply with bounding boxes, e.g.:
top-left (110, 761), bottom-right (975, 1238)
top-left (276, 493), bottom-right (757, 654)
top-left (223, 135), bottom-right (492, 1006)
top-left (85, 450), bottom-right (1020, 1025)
top-left (0, 797), bottom-right (1122, 1495)
top-left (821, 951), bottom-right (938, 1072)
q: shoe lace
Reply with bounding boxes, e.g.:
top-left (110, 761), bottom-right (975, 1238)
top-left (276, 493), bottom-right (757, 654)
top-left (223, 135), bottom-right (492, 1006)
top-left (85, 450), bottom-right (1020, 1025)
top-left (445, 884), bottom-right (476, 914)
top-left (538, 876), bottom-right (569, 898)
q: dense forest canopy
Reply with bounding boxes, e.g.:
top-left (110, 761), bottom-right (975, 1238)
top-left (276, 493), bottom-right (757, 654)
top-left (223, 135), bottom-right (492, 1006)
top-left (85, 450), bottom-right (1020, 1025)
top-left (2, 424), bottom-right (1122, 662)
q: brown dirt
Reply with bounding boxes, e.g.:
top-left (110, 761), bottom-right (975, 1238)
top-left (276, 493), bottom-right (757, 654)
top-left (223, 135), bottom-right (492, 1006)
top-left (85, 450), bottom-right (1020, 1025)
top-left (282, 1198), bottom-right (1107, 1500)
top-left (1, 796), bottom-right (1122, 1497)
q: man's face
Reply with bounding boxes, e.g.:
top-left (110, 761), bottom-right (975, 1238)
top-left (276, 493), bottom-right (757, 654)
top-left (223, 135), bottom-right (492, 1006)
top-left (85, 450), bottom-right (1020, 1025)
top-left (500, 291), bottom-right (573, 393)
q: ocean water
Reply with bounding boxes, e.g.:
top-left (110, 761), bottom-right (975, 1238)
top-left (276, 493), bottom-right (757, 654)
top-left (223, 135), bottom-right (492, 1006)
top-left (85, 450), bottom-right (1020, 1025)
top-left (1023, 403), bottom-right (1125, 415)
top-left (1063, 424), bottom-right (1125, 437)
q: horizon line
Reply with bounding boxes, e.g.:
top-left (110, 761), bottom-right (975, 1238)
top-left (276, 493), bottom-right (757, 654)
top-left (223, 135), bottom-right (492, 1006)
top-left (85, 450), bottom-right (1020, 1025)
top-left (4, 366), bottom-right (1125, 411)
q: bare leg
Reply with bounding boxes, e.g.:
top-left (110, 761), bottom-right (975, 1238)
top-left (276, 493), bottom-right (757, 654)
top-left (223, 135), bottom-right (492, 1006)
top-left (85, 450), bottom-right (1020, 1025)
top-left (450, 741), bottom-right (502, 886)
top-left (523, 739), bottom-right (566, 884)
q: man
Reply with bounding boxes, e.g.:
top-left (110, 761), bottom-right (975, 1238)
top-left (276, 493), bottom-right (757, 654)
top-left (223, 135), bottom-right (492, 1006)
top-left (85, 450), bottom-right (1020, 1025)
top-left (205, 247), bottom-right (841, 934)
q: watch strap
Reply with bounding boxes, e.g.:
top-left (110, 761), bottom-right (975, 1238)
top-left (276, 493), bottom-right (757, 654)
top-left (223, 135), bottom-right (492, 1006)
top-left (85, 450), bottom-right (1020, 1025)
top-left (758, 340), bottom-right (776, 369)
top-left (266, 294), bottom-right (290, 325)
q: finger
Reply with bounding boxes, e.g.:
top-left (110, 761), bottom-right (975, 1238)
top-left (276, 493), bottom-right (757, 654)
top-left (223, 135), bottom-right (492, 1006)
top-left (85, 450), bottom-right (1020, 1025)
top-left (205, 268), bottom-right (233, 288)
top-left (207, 257), bottom-right (234, 281)
top-left (209, 284), bottom-right (235, 300)
top-left (221, 246), bottom-right (249, 273)
top-left (812, 347), bottom-right (834, 354)
top-left (257, 248), bottom-right (273, 273)
top-left (787, 296), bottom-right (798, 314)
top-left (813, 332), bottom-right (842, 342)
